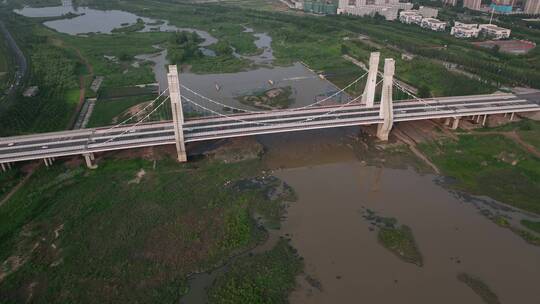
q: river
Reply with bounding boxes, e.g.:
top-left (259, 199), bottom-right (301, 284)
top-left (263, 128), bottom-right (540, 304)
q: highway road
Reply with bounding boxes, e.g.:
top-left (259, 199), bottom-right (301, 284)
top-left (0, 21), bottom-right (27, 99)
top-left (0, 92), bottom-right (539, 165)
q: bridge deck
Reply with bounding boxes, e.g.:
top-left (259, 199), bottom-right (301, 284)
top-left (1, 93), bottom-right (539, 164)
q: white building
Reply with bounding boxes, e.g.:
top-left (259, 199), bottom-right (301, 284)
top-left (479, 24), bottom-right (511, 39)
top-left (399, 10), bottom-right (423, 24)
top-left (451, 22), bottom-right (480, 38)
top-left (420, 18), bottom-right (447, 31)
top-left (338, 0), bottom-right (413, 20)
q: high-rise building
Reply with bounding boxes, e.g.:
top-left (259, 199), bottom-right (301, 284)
top-left (337, 0), bottom-right (413, 20)
top-left (463, 0), bottom-right (481, 10)
top-left (443, 0), bottom-right (457, 6)
top-left (524, 0), bottom-right (540, 14)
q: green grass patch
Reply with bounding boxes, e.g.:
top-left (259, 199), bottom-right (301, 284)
top-left (521, 219), bottom-right (540, 234)
top-left (237, 86), bottom-right (293, 110)
top-left (457, 273), bottom-right (500, 304)
top-left (419, 134), bottom-right (540, 214)
top-left (87, 94), bottom-right (157, 127)
top-left (378, 225), bottom-right (423, 267)
top-left (363, 210), bottom-right (423, 266)
top-left (207, 239), bottom-right (303, 304)
top-left (491, 216), bottom-right (540, 246)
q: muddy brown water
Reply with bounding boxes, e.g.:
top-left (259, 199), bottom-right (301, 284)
top-left (263, 128), bottom-right (540, 304)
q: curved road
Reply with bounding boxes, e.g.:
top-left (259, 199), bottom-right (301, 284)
top-left (0, 20), bottom-right (28, 99)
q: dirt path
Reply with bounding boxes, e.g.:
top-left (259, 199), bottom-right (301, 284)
top-left (393, 126), bottom-right (441, 174)
top-left (470, 131), bottom-right (540, 158)
top-left (51, 38), bottom-right (94, 129)
top-left (0, 167), bottom-right (37, 207)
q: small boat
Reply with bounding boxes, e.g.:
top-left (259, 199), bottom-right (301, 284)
top-left (268, 79), bottom-right (274, 85)
top-left (215, 83), bottom-right (221, 91)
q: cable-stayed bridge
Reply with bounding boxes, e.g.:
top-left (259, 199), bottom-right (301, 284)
top-left (1, 54), bottom-right (539, 170)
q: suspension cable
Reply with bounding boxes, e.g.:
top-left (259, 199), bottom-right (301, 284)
top-left (100, 88), bottom-right (169, 133)
top-left (301, 79), bottom-right (384, 123)
top-left (92, 96), bottom-right (171, 146)
top-left (179, 71), bottom-right (368, 114)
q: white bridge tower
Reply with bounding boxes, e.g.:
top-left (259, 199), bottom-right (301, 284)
top-left (376, 58), bottom-right (395, 141)
top-left (167, 65), bottom-right (188, 162)
top-left (361, 52), bottom-right (380, 107)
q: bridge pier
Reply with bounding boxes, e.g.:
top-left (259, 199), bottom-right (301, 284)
top-left (510, 112), bottom-right (515, 121)
top-left (83, 153), bottom-right (98, 169)
top-left (376, 58), bottom-right (395, 141)
top-left (482, 114), bottom-right (488, 126)
top-left (1, 163), bottom-right (6, 172)
top-left (444, 117), bottom-right (451, 127)
top-left (451, 117), bottom-right (461, 130)
top-left (361, 52), bottom-right (380, 108)
top-left (167, 65), bottom-right (187, 162)
top-left (43, 158), bottom-right (54, 167)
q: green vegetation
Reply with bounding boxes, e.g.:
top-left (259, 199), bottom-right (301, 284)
top-left (0, 33), bottom-right (12, 95)
top-left (207, 239), bottom-right (302, 304)
top-left (237, 86), bottom-right (293, 110)
top-left (167, 31), bottom-right (250, 74)
top-left (491, 216), bottom-right (540, 246)
top-left (167, 31), bottom-right (203, 63)
top-left (363, 210), bottom-right (423, 266)
top-left (0, 169), bottom-right (24, 202)
top-left (521, 219), bottom-right (540, 234)
top-left (419, 134), bottom-right (540, 214)
top-left (478, 119), bottom-right (540, 150)
top-left (378, 225), bottom-right (423, 267)
top-left (0, 13), bottom-right (80, 135)
top-left (111, 18), bottom-right (145, 33)
top-left (0, 156), bottom-right (296, 303)
top-left (457, 273), bottom-right (500, 304)
top-left (87, 94), bottom-right (155, 127)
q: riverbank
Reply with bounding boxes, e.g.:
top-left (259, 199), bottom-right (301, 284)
top-left (418, 118), bottom-right (540, 215)
top-left (0, 144), bottom-right (300, 303)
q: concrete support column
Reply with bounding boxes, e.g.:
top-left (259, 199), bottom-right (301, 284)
top-left (361, 52), bottom-right (380, 108)
top-left (476, 115), bottom-right (481, 123)
top-left (444, 117), bottom-right (451, 126)
top-left (83, 153), bottom-right (98, 169)
top-left (482, 114), bottom-right (488, 126)
top-left (1, 163), bottom-right (6, 172)
top-left (167, 65), bottom-right (187, 162)
top-left (451, 117), bottom-right (461, 130)
top-left (44, 158), bottom-right (50, 167)
top-left (510, 112), bottom-right (515, 121)
top-left (376, 58), bottom-right (395, 141)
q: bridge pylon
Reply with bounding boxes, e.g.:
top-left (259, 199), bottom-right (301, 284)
top-left (167, 65), bottom-right (188, 162)
top-left (376, 58), bottom-right (395, 141)
top-left (361, 52), bottom-right (380, 107)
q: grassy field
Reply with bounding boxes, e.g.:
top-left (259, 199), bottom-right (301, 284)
top-left (457, 273), bottom-right (500, 304)
top-left (478, 119), bottom-right (540, 150)
top-left (521, 220), bottom-right (540, 234)
top-left (87, 94), bottom-right (157, 127)
top-left (419, 134), bottom-right (540, 214)
top-left (207, 239), bottom-right (302, 304)
top-left (363, 210), bottom-right (423, 266)
top-left (0, 155), bottom-right (297, 303)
